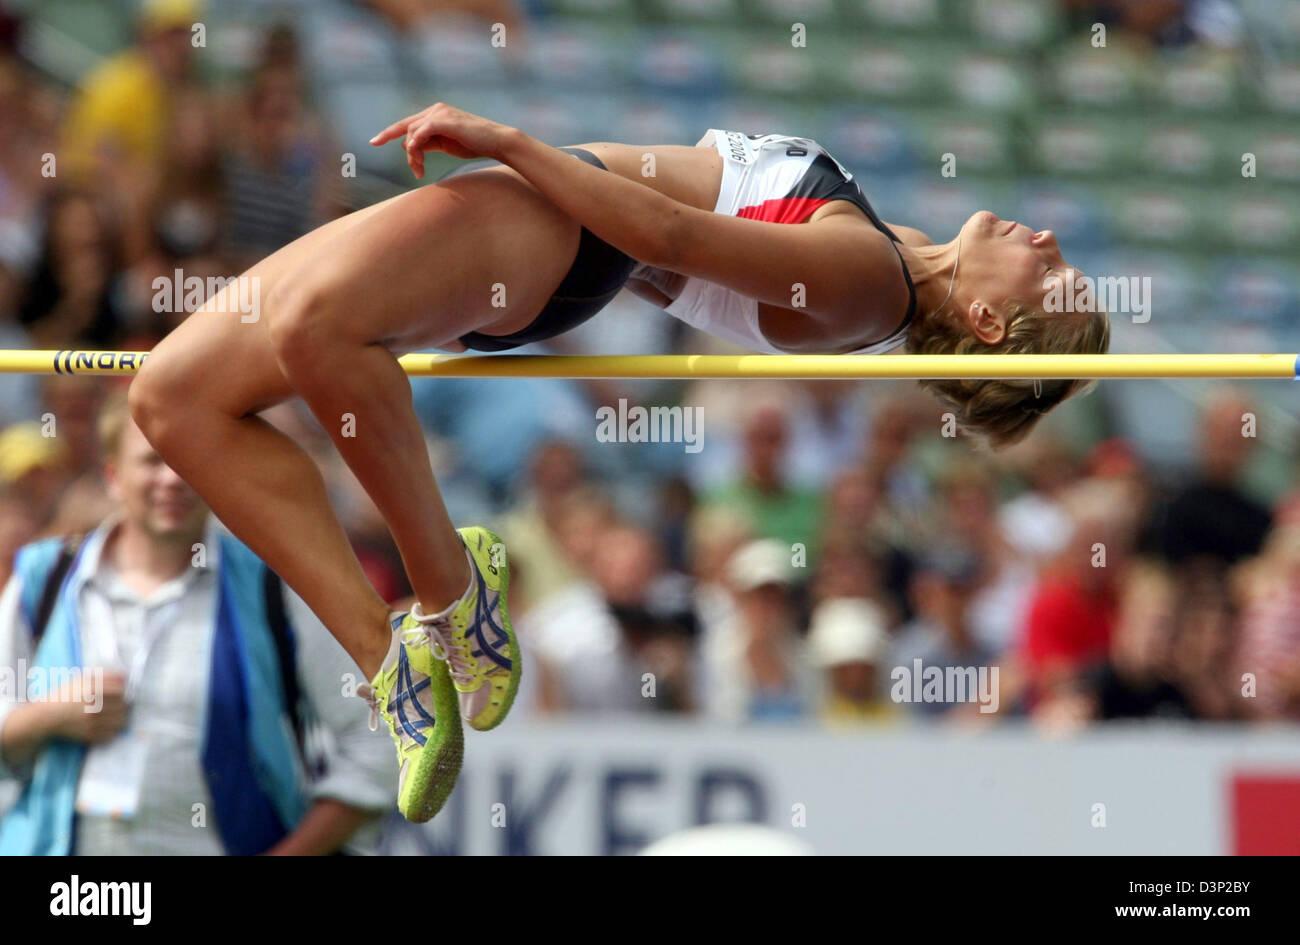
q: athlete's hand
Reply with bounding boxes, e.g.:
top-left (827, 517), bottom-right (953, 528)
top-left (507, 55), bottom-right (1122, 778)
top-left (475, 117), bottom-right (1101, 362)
top-left (369, 103), bottom-right (518, 178)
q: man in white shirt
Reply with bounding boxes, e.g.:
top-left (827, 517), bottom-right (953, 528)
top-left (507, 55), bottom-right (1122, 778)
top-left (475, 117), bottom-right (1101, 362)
top-left (0, 391), bottom-right (396, 854)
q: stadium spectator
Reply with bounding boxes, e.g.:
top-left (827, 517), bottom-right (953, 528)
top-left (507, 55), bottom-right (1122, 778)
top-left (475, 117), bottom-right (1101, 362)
top-left (1168, 559), bottom-right (1241, 720)
top-left (888, 544), bottom-right (998, 718)
top-left (1154, 388), bottom-right (1272, 567)
top-left (861, 393), bottom-right (929, 521)
top-left (413, 381), bottom-right (593, 506)
top-left (1235, 522), bottom-right (1300, 720)
top-left (36, 374), bottom-right (114, 537)
top-left (522, 522), bottom-right (666, 714)
top-left (785, 381), bottom-right (869, 489)
top-left (934, 463), bottom-right (1038, 657)
top-left (0, 422), bottom-right (69, 537)
top-left (1063, 0), bottom-right (1244, 50)
top-left (700, 402), bottom-right (822, 562)
top-left (0, 393), bottom-right (396, 854)
top-left (221, 44), bottom-right (340, 267)
top-left (17, 191), bottom-right (123, 348)
top-left (0, 13), bottom-right (60, 231)
top-left (498, 440), bottom-right (592, 608)
top-left (1083, 560), bottom-right (1197, 721)
top-left (59, 0), bottom-right (201, 187)
top-left (700, 538), bottom-right (816, 723)
top-left (1019, 478), bottom-right (1136, 708)
top-left (684, 504), bottom-right (754, 649)
top-left (808, 597), bottom-right (897, 725)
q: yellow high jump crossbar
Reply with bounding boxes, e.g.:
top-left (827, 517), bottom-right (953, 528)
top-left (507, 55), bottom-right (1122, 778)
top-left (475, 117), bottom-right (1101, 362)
top-left (2, 350), bottom-right (1299, 380)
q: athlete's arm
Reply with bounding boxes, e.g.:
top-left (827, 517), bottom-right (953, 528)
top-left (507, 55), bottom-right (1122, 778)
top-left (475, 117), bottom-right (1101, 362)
top-left (495, 132), bottom-right (907, 329)
top-left (372, 104), bottom-right (907, 331)
top-left (373, 103), bottom-right (678, 264)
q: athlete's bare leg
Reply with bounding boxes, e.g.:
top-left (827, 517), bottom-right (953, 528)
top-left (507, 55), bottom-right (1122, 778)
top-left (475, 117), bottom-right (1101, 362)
top-left (129, 169), bottom-right (581, 677)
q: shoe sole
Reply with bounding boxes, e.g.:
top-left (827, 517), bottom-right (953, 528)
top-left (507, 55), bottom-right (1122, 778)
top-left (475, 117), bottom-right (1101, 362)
top-left (464, 526), bottom-right (522, 732)
top-left (398, 658), bottom-right (465, 823)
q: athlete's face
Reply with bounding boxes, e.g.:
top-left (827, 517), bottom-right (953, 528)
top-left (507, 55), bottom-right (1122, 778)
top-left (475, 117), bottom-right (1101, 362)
top-left (950, 210), bottom-right (1085, 345)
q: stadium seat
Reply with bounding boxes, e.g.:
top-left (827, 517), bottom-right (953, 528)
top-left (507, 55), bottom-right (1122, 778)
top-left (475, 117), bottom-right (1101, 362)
top-left (542, 0), bottom-right (645, 22)
top-left (818, 105), bottom-right (918, 174)
top-left (959, 0), bottom-right (1066, 50)
top-left (1137, 121), bottom-right (1224, 180)
top-left (1025, 112), bottom-right (1135, 178)
top-left (840, 0), bottom-right (948, 35)
top-left (1214, 187), bottom-right (1300, 253)
top-left (1248, 124), bottom-right (1300, 183)
top-left (718, 36), bottom-right (824, 99)
top-left (740, 0), bottom-right (842, 29)
top-left (642, 0), bottom-right (745, 25)
top-left (1045, 41), bottom-right (1145, 109)
top-left (19, 0), bottom-right (132, 80)
top-left (1146, 52), bottom-right (1244, 114)
top-left (1210, 257), bottom-right (1300, 327)
top-left (837, 37), bottom-right (946, 103)
top-left (628, 28), bottom-right (726, 95)
top-left (1096, 184), bottom-right (1204, 248)
top-left (608, 97), bottom-right (704, 145)
top-left (522, 21), bottom-right (630, 89)
top-left (1258, 61), bottom-right (1300, 115)
top-left (905, 108), bottom-right (1016, 175)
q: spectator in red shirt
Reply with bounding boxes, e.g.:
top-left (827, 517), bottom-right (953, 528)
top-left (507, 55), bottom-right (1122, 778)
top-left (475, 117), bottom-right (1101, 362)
top-left (1020, 478), bottom-right (1139, 707)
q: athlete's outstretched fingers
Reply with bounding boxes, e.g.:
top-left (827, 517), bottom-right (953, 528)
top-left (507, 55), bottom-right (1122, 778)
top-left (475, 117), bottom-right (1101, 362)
top-left (370, 114), bottom-right (417, 147)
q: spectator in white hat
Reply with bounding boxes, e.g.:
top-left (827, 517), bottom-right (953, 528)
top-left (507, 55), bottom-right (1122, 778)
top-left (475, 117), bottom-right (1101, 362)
top-left (698, 538), bottom-right (816, 723)
top-left (808, 598), bottom-right (898, 726)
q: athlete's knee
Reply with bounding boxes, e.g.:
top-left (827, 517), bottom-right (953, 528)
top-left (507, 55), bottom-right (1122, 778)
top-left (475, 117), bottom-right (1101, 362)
top-left (129, 351), bottom-right (189, 445)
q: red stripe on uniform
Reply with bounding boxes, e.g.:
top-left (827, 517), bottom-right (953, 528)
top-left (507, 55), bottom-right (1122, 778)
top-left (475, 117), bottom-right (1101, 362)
top-left (736, 196), bottom-right (831, 224)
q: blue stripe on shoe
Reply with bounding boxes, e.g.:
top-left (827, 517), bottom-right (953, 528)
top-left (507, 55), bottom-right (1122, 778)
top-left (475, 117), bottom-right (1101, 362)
top-left (471, 590), bottom-right (512, 671)
top-left (399, 650), bottom-right (438, 728)
top-left (390, 649), bottom-right (436, 745)
top-left (463, 566), bottom-right (512, 670)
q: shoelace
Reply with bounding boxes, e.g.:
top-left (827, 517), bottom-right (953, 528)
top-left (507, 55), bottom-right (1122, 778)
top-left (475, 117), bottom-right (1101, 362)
top-left (357, 682), bottom-right (382, 732)
top-left (424, 620), bottom-right (477, 687)
top-left (410, 593), bottom-right (479, 687)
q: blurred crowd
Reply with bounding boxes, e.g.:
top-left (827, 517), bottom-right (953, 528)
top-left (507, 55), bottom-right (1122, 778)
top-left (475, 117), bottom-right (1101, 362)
top-left (2, 0), bottom-right (1299, 734)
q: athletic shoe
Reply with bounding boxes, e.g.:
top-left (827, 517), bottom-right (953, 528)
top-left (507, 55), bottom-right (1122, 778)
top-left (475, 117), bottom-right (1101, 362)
top-left (412, 527), bottom-right (520, 731)
top-left (358, 612), bottom-right (463, 822)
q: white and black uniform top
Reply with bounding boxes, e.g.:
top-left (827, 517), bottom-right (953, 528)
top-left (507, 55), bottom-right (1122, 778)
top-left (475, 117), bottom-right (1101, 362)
top-left (632, 129), bottom-right (918, 354)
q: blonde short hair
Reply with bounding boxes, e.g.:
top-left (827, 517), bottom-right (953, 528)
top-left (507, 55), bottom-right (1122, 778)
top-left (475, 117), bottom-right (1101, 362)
top-left (908, 301), bottom-right (1111, 450)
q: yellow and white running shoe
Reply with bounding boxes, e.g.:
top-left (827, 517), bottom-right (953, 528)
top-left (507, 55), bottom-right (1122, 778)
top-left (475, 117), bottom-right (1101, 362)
top-left (411, 527), bottom-right (521, 732)
top-left (358, 612), bottom-right (463, 822)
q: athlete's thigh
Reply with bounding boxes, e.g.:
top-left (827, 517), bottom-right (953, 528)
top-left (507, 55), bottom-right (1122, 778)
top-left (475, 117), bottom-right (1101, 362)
top-left (270, 166), bottom-right (584, 351)
top-left (145, 169), bottom-right (582, 417)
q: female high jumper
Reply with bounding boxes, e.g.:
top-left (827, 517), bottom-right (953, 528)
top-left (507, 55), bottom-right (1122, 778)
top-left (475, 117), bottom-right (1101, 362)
top-left (129, 103), bottom-right (1110, 821)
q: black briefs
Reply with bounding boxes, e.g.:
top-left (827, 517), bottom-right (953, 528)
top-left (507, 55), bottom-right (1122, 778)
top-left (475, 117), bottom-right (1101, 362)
top-left (458, 147), bottom-right (639, 352)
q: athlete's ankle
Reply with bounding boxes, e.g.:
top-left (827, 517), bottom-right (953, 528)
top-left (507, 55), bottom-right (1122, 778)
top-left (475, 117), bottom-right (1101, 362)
top-left (412, 549), bottom-right (474, 622)
top-left (357, 626), bottom-right (397, 681)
